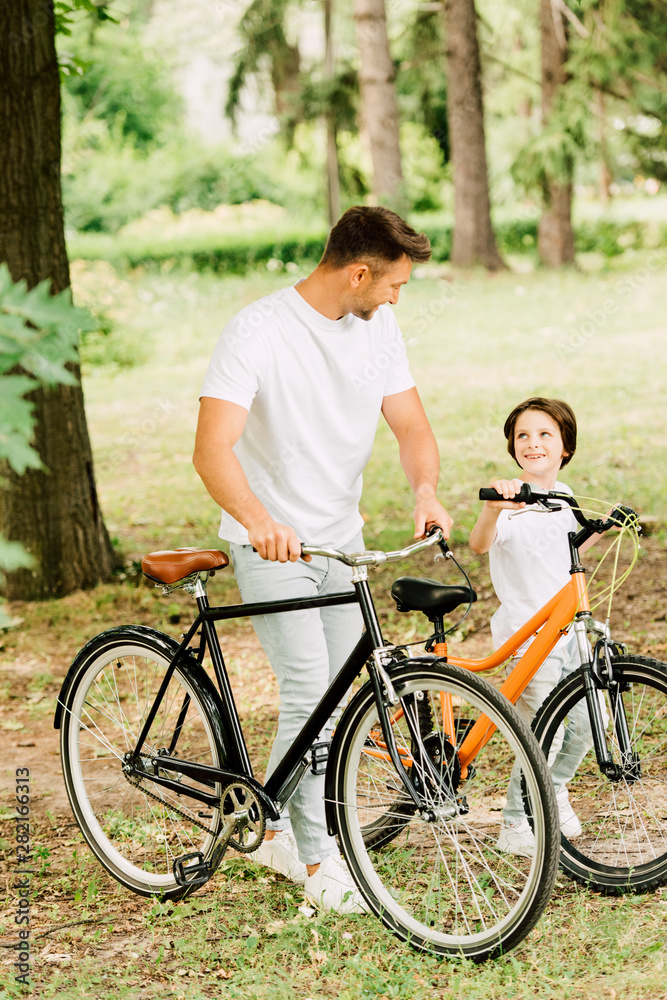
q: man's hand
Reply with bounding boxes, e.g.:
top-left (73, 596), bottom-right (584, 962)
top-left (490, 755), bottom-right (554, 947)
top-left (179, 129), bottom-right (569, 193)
top-left (247, 517), bottom-right (311, 562)
top-left (413, 493), bottom-right (453, 540)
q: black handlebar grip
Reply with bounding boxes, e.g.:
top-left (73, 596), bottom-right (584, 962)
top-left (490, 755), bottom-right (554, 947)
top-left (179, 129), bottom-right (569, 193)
top-left (479, 483), bottom-right (536, 503)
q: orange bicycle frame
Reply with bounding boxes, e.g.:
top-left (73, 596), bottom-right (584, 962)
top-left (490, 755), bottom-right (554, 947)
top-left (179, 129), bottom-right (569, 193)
top-left (443, 571), bottom-right (590, 769)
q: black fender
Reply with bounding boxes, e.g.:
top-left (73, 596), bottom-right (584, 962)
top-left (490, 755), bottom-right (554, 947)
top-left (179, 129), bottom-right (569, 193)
top-left (54, 624), bottom-right (192, 730)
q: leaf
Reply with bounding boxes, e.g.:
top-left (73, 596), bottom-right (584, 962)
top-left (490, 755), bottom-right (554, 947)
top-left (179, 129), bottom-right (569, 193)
top-left (0, 264), bottom-right (95, 474)
top-left (0, 537), bottom-right (35, 572)
top-left (0, 431), bottom-right (44, 475)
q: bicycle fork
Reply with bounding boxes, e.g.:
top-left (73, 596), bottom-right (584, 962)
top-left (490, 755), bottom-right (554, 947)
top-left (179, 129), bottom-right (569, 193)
top-left (573, 618), bottom-right (641, 783)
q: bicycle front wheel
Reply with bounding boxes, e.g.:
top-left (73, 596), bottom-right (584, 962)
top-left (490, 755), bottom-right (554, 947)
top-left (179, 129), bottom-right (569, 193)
top-left (328, 661), bottom-right (560, 961)
top-left (59, 626), bottom-right (227, 899)
top-left (533, 654), bottom-right (667, 893)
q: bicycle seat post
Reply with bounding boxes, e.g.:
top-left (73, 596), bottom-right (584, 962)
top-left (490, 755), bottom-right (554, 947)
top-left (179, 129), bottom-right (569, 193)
top-left (426, 616), bottom-right (448, 658)
top-left (183, 573), bottom-right (211, 613)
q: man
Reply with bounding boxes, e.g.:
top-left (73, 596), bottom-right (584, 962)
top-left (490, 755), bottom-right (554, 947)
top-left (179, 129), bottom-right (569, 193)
top-left (193, 205), bottom-right (452, 913)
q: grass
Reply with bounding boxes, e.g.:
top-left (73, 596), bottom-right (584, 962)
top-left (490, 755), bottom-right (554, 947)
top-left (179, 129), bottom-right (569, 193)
top-left (2, 248), bottom-right (667, 996)
top-left (1, 843), bottom-right (665, 998)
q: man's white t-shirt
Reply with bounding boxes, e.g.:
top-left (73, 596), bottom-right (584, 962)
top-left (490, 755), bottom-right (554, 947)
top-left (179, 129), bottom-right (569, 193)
top-left (200, 283), bottom-right (415, 546)
top-left (488, 481), bottom-right (578, 653)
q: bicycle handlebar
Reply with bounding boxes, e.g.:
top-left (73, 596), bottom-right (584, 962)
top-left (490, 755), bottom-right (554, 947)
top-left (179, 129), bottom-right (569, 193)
top-left (478, 485), bottom-right (639, 535)
top-left (301, 526), bottom-right (448, 567)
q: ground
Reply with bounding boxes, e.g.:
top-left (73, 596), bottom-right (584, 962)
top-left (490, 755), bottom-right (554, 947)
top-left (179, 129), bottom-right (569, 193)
top-left (1, 531), bottom-right (666, 997)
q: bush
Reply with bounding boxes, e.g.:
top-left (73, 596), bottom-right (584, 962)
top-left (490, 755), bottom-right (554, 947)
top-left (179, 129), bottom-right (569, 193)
top-left (67, 205), bottom-right (667, 274)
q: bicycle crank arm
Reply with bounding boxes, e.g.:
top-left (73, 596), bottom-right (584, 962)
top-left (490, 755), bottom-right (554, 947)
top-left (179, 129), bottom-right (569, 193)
top-left (173, 817), bottom-right (237, 889)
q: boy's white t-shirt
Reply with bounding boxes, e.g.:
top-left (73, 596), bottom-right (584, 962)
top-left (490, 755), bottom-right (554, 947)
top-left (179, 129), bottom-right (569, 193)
top-left (488, 481), bottom-right (578, 653)
top-left (200, 283), bottom-right (415, 546)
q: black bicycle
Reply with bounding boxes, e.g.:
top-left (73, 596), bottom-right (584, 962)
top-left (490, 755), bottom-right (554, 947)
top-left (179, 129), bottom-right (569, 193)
top-left (55, 529), bottom-right (560, 961)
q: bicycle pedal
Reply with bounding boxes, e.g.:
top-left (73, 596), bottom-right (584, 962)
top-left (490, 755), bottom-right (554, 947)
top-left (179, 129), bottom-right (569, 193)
top-left (173, 852), bottom-right (212, 888)
top-left (310, 740), bottom-right (330, 775)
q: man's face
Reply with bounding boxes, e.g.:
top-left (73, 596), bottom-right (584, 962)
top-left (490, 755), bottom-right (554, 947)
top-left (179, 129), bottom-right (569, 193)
top-left (349, 256), bottom-right (413, 321)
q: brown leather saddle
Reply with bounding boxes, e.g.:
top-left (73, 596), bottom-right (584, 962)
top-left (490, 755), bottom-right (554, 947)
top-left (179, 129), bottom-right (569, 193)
top-left (141, 547), bottom-right (229, 586)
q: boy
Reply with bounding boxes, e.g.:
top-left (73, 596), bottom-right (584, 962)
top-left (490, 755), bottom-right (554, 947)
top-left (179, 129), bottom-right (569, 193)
top-left (470, 397), bottom-right (596, 857)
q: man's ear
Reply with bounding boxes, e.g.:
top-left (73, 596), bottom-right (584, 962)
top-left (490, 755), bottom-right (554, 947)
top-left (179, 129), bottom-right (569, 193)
top-left (348, 263), bottom-right (370, 289)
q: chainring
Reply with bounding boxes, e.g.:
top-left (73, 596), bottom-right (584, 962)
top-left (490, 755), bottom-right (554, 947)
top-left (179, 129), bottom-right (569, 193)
top-left (220, 781), bottom-right (266, 853)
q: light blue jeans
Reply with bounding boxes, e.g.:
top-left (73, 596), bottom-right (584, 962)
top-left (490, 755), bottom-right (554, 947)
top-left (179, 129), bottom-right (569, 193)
top-left (503, 633), bottom-right (606, 825)
top-left (229, 533), bottom-right (364, 865)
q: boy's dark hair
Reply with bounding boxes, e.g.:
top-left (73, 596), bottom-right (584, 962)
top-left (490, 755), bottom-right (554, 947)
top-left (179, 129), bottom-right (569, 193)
top-left (319, 206), bottom-right (431, 275)
top-left (504, 397), bottom-right (577, 469)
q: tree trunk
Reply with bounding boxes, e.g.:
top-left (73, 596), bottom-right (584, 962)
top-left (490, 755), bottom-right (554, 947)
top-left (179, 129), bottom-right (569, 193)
top-left (443, 0), bottom-right (506, 270)
top-left (324, 0), bottom-right (341, 227)
top-left (270, 40), bottom-right (300, 118)
top-left (353, 0), bottom-right (405, 210)
top-left (538, 0), bottom-right (575, 267)
top-left (0, 0), bottom-right (118, 599)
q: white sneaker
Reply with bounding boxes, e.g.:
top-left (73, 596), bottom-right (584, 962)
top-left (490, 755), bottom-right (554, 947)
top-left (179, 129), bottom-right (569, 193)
top-left (496, 819), bottom-right (535, 858)
top-left (249, 830), bottom-right (308, 886)
top-left (557, 787), bottom-right (582, 838)
top-left (303, 855), bottom-right (370, 915)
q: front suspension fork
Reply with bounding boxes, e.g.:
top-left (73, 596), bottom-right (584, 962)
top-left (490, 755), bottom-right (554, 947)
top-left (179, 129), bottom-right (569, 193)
top-left (573, 620), bottom-right (639, 782)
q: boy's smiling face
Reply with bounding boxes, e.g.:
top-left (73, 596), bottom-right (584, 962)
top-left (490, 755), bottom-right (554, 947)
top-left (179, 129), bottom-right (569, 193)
top-left (513, 408), bottom-right (568, 488)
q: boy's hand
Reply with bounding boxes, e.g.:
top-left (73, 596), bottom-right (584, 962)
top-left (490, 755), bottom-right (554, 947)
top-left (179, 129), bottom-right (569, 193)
top-left (484, 478), bottom-right (527, 510)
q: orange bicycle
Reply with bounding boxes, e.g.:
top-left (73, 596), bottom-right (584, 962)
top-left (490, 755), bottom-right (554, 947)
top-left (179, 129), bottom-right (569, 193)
top-left (387, 484), bottom-right (666, 894)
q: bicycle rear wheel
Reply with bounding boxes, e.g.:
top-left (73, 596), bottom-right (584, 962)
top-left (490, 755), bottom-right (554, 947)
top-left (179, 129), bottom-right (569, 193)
top-left (328, 661), bottom-right (560, 961)
top-left (59, 626), bottom-right (227, 899)
top-left (533, 654), bottom-right (667, 893)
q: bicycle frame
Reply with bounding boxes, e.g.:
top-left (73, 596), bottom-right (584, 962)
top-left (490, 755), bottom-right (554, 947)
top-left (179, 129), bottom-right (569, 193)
top-left (450, 570), bottom-right (590, 769)
top-left (128, 574), bottom-right (403, 818)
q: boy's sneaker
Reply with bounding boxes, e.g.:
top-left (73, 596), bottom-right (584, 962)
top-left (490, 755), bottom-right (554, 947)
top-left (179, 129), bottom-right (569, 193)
top-left (496, 819), bottom-right (535, 858)
top-left (557, 788), bottom-right (582, 839)
top-left (249, 830), bottom-right (308, 886)
top-left (304, 855), bottom-right (370, 915)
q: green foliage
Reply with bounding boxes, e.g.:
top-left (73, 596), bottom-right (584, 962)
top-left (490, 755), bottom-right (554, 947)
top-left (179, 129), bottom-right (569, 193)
top-left (396, 8), bottom-right (449, 165)
top-left (54, 0), bottom-right (117, 38)
top-left (512, 0), bottom-right (667, 196)
top-left (225, 0), bottom-right (297, 125)
top-left (61, 112), bottom-right (293, 232)
top-left (568, 0), bottom-right (667, 182)
top-left (69, 222), bottom-right (328, 273)
top-left (57, 9), bottom-right (314, 233)
top-left (68, 210), bottom-right (666, 274)
top-left (0, 266), bottom-right (96, 619)
top-left (61, 23), bottom-right (181, 149)
top-left (511, 79), bottom-right (590, 197)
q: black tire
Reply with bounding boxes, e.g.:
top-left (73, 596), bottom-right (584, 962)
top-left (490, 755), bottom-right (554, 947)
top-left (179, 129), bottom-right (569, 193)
top-left (59, 627), bottom-right (227, 899)
top-left (328, 661), bottom-right (560, 961)
top-left (533, 655), bottom-right (667, 894)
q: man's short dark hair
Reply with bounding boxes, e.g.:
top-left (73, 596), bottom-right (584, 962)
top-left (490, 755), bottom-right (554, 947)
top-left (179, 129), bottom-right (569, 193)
top-left (319, 205), bottom-right (431, 274)
top-left (504, 397), bottom-right (577, 469)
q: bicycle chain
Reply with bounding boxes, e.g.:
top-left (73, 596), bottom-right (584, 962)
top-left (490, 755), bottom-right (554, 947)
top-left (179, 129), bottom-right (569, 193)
top-left (124, 772), bottom-right (219, 837)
